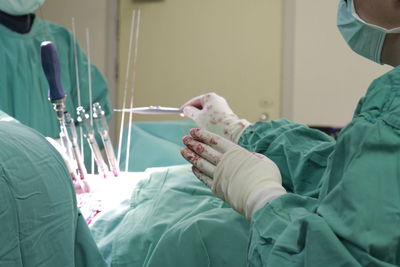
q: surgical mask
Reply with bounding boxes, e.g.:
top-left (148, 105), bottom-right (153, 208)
top-left (0, 0), bottom-right (45, 16)
top-left (337, 0), bottom-right (400, 64)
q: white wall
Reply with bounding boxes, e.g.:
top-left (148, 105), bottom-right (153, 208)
top-left (283, 0), bottom-right (391, 127)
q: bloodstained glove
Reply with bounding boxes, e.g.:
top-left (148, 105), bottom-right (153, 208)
top-left (181, 128), bottom-right (286, 221)
top-left (181, 93), bottom-right (251, 143)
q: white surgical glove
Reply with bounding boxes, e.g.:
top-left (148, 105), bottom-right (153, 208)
top-left (181, 128), bottom-right (286, 221)
top-left (181, 93), bottom-right (251, 143)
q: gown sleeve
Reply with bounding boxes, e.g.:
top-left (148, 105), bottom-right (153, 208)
top-left (247, 67), bottom-right (400, 266)
top-left (239, 119), bottom-right (335, 196)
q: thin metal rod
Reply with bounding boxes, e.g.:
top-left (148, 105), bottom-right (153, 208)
top-left (86, 28), bottom-right (94, 174)
top-left (72, 18), bottom-right (82, 107)
top-left (125, 9), bottom-right (141, 172)
top-left (113, 106), bottom-right (183, 115)
top-left (71, 17), bottom-right (85, 163)
top-left (117, 9), bottom-right (137, 169)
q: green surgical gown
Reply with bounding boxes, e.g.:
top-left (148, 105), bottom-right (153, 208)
top-left (241, 66), bottom-right (400, 266)
top-left (0, 110), bottom-right (106, 266)
top-left (0, 15), bottom-right (111, 138)
top-left (94, 67), bottom-right (400, 266)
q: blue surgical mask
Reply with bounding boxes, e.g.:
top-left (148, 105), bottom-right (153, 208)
top-left (0, 0), bottom-right (45, 16)
top-left (337, 0), bottom-right (400, 64)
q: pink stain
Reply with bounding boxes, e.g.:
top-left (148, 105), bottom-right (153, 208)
top-left (190, 128), bottom-right (201, 136)
top-left (210, 138), bottom-right (218, 145)
top-left (182, 136), bottom-right (192, 144)
top-left (183, 148), bottom-right (201, 163)
top-left (196, 144), bottom-right (205, 153)
top-left (86, 209), bottom-right (101, 225)
top-left (191, 154), bottom-right (201, 163)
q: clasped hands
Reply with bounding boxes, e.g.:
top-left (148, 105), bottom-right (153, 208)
top-left (181, 93), bottom-right (286, 220)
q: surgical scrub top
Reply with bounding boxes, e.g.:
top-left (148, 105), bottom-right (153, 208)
top-left (239, 65), bottom-right (400, 266)
top-left (0, 15), bottom-right (111, 138)
top-left (0, 110), bottom-right (106, 267)
top-left (91, 66), bottom-right (400, 267)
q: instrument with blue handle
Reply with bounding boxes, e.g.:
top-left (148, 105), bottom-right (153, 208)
top-left (41, 41), bottom-right (66, 121)
top-left (41, 41), bottom-right (66, 101)
top-left (40, 41), bottom-right (89, 192)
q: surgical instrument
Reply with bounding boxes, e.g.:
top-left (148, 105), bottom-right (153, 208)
top-left (113, 106), bottom-right (184, 115)
top-left (77, 106), bottom-right (109, 179)
top-left (72, 17), bottom-right (85, 162)
top-left (124, 9), bottom-right (141, 173)
top-left (117, 9), bottom-right (140, 171)
top-left (65, 112), bottom-right (90, 192)
top-left (93, 102), bottom-right (119, 177)
top-left (41, 41), bottom-right (88, 192)
top-left (85, 28), bottom-right (95, 174)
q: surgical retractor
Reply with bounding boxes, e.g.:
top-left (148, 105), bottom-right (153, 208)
top-left (64, 112), bottom-right (90, 192)
top-left (40, 41), bottom-right (72, 156)
top-left (40, 41), bottom-right (89, 192)
top-left (93, 102), bottom-right (119, 177)
top-left (77, 106), bottom-right (109, 178)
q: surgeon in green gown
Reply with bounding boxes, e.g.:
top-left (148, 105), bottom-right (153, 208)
top-left (179, 0), bottom-right (400, 266)
top-left (91, 0), bottom-right (400, 266)
top-left (0, 0), bottom-right (111, 139)
top-left (0, 110), bottom-right (107, 267)
top-left (99, 0), bottom-right (400, 266)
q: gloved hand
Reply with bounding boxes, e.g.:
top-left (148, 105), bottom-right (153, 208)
top-left (181, 128), bottom-right (286, 221)
top-left (181, 93), bottom-right (251, 143)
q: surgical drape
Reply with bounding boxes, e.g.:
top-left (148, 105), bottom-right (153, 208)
top-left (0, 110), bottom-right (106, 267)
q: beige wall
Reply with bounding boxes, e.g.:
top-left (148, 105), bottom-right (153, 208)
top-left (37, 0), bottom-right (392, 134)
top-left (38, 0), bottom-right (109, 79)
top-left (283, 0), bottom-right (391, 127)
top-left (37, 0), bottom-right (118, 138)
top-left (117, 0), bottom-right (283, 123)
